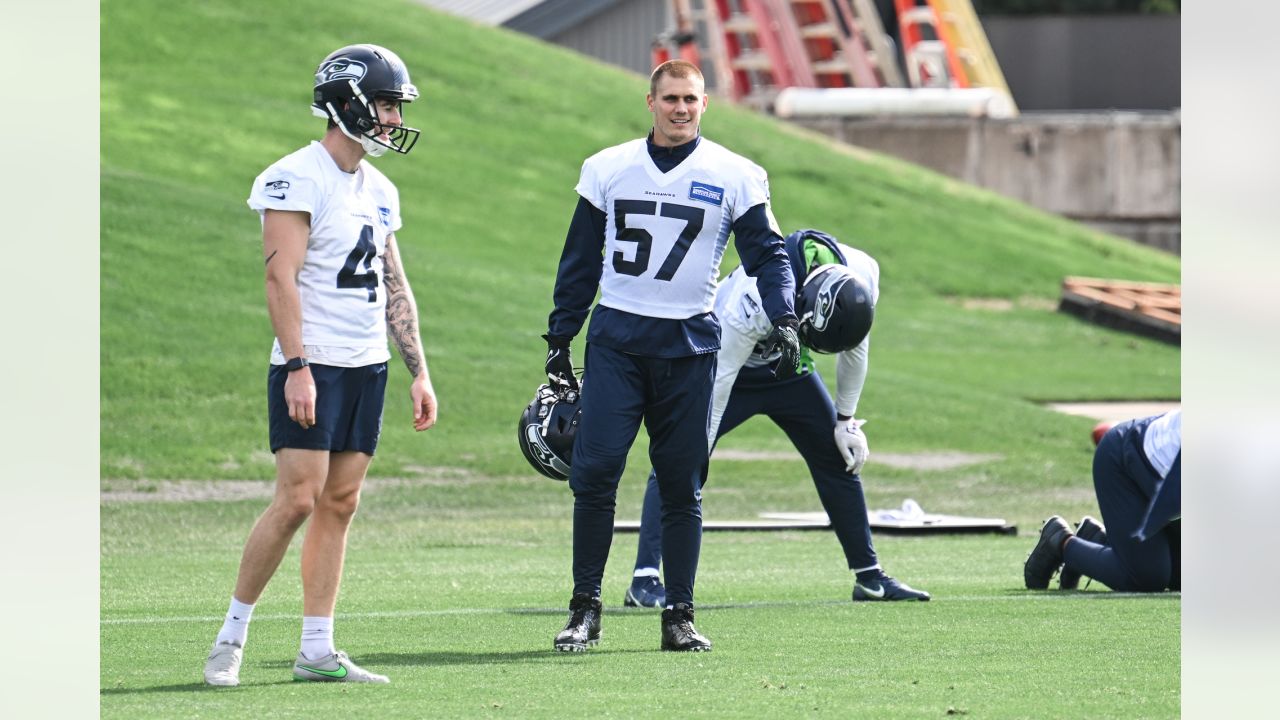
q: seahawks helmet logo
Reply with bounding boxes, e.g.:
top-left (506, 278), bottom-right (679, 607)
top-left (317, 59), bottom-right (367, 83)
top-left (524, 424), bottom-right (570, 477)
top-left (810, 271), bottom-right (850, 332)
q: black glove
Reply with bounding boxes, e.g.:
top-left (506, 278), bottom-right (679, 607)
top-left (763, 317), bottom-right (801, 376)
top-left (542, 333), bottom-right (579, 393)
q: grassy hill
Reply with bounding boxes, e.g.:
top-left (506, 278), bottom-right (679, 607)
top-left (102, 0), bottom-right (1178, 498)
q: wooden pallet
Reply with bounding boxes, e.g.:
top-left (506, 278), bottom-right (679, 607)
top-left (1059, 276), bottom-right (1181, 345)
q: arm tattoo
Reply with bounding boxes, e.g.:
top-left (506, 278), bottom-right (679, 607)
top-left (264, 250), bottom-right (278, 266)
top-left (382, 242), bottom-right (426, 378)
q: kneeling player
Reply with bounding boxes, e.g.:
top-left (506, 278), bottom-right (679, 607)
top-left (1025, 409), bottom-right (1180, 592)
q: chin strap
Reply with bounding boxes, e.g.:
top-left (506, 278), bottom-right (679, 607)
top-left (322, 100), bottom-right (388, 157)
top-left (359, 135), bottom-right (390, 157)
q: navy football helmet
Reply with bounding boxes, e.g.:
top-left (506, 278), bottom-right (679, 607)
top-left (312, 44), bottom-right (420, 156)
top-left (518, 384), bottom-right (582, 481)
top-left (797, 264), bottom-right (875, 353)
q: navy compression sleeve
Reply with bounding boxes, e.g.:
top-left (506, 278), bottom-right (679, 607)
top-left (733, 203), bottom-right (797, 325)
top-left (547, 196), bottom-right (608, 339)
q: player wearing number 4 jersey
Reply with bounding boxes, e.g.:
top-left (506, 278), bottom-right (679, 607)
top-left (203, 44), bottom-right (436, 687)
top-left (543, 60), bottom-right (800, 653)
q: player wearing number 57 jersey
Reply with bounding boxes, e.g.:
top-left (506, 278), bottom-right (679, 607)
top-left (544, 60), bottom-right (801, 653)
top-left (203, 44), bottom-right (436, 688)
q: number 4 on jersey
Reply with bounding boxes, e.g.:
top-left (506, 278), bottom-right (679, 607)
top-left (337, 225), bottom-right (378, 302)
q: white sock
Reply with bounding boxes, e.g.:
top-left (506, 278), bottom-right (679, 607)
top-left (300, 616), bottom-right (336, 660)
top-left (633, 567), bottom-right (660, 579)
top-left (214, 597), bottom-right (254, 647)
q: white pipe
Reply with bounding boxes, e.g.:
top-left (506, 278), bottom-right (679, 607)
top-left (774, 87), bottom-right (1018, 119)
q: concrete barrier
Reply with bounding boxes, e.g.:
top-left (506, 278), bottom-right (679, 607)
top-left (775, 87), bottom-right (1017, 119)
top-left (790, 111), bottom-right (1180, 254)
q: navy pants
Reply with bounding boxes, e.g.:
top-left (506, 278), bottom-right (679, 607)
top-left (633, 369), bottom-right (877, 573)
top-left (569, 344), bottom-right (716, 606)
top-left (1063, 416), bottom-right (1181, 591)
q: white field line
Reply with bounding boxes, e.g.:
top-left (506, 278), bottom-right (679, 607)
top-left (102, 592), bottom-right (1178, 626)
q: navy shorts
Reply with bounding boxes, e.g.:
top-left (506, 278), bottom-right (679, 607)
top-left (268, 363), bottom-right (388, 454)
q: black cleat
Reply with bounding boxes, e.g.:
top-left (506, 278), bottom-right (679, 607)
top-left (1059, 516), bottom-right (1108, 590)
top-left (1025, 516), bottom-right (1073, 589)
top-left (554, 593), bottom-right (602, 652)
top-left (853, 573), bottom-right (931, 601)
top-left (661, 603), bottom-right (712, 652)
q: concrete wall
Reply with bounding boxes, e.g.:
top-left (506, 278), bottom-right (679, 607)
top-left (549, 0), bottom-right (670, 79)
top-left (793, 112), bottom-right (1180, 253)
top-left (983, 14), bottom-right (1180, 111)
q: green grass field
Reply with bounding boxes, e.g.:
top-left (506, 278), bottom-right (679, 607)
top-left (102, 493), bottom-right (1178, 718)
top-left (101, 0), bottom-right (1179, 716)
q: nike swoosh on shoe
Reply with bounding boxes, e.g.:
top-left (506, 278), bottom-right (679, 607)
top-left (857, 583), bottom-right (886, 599)
top-left (297, 664), bottom-right (348, 679)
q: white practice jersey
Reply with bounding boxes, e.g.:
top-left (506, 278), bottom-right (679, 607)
top-left (1143, 408), bottom-right (1181, 479)
top-left (247, 142), bottom-right (401, 365)
top-left (710, 244), bottom-right (880, 440)
top-left (576, 138), bottom-right (771, 319)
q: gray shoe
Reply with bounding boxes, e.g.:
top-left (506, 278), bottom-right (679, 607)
top-left (292, 650), bottom-right (389, 683)
top-left (1024, 516), bottom-right (1073, 589)
top-left (203, 641), bottom-right (243, 687)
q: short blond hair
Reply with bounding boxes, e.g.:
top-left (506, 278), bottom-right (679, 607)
top-left (649, 59), bottom-right (704, 97)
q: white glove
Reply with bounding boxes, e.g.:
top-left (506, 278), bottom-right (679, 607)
top-left (834, 418), bottom-right (869, 474)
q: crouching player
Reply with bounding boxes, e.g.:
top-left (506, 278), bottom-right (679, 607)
top-left (624, 229), bottom-right (930, 608)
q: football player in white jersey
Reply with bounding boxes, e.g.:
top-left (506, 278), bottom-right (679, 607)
top-left (1025, 408), bottom-right (1181, 592)
top-left (544, 60), bottom-right (801, 653)
top-left (623, 229), bottom-right (931, 609)
top-left (204, 44), bottom-right (436, 687)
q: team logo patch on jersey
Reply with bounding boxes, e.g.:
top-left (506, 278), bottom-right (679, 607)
top-left (688, 181), bottom-right (724, 206)
top-left (378, 207), bottom-right (392, 226)
top-left (264, 179), bottom-right (290, 200)
top-left (317, 59), bottom-right (367, 84)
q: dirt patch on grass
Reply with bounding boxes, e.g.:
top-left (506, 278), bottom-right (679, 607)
top-left (714, 449), bottom-right (1002, 471)
top-left (102, 451), bottom-right (1003, 502)
top-left (1047, 401), bottom-right (1180, 423)
top-left (101, 480), bottom-right (274, 503)
top-left (874, 452), bottom-right (1003, 470)
top-left (944, 296), bottom-right (1058, 312)
top-left (100, 469), bottom-right (483, 504)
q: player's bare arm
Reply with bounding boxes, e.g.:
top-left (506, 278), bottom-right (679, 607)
top-left (381, 233), bottom-right (427, 377)
top-left (263, 209), bottom-right (316, 428)
top-left (382, 233), bottom-right (437, 430)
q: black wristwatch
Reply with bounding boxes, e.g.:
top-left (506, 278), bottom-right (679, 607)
top-left (284, 357), bottom-right (309, 372)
